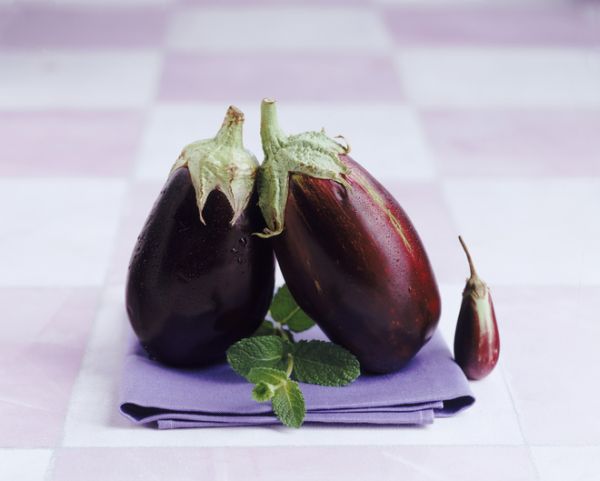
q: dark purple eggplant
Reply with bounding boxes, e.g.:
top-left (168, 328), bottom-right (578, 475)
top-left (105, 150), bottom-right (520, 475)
top-left (126, 106), bottom-right (275, 367)
top-left (257, 99), bottom-right (440, 374)
top-left (454, 236), bottom-right (499, 380)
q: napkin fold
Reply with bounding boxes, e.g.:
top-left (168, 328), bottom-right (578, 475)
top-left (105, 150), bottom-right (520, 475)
top-left (119, 328), bottom-right (474, 428)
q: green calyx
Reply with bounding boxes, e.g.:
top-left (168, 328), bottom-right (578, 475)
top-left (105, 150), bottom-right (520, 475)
top-left (257, 99), bottom-right (350, 237)
top-left (172, 106), bottom-right (258, 226)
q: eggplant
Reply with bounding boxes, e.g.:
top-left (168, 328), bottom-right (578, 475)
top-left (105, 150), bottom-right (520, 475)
top-left (454, 236), bottom-right (499, 380)
top-left (257, 99), bottom-right (440, 373)
top-left (126, 106), bottom-right (275, 367)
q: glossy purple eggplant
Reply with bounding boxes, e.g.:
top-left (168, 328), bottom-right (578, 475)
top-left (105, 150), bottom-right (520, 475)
top-left (454, 236), bottom-right (500, 380)
top-left (257, 99), bottom-right (440, 373)
top-left (126, 106), bottom-right (275, 367)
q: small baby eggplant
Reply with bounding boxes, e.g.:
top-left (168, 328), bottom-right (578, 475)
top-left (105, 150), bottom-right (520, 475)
top-left (257, 99), bottom-right (441, 374)
top-left (126, 106), bottom-right (275, 367)
top-left (454, 236), bottom-right (500, 380)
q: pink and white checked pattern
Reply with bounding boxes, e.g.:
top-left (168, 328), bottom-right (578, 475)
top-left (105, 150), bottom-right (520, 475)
top-left (1, 0), bottom-right (599, 479)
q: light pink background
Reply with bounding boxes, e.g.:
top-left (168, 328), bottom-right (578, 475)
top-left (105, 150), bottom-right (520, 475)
top-left (1, 0), bottom-right (599, 479)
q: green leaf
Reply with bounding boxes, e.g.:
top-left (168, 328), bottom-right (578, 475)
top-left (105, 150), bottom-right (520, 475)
top-left (246, 367), bottom-right (288, 386)
top-left (272, 380), bottom-right (305, 428)
top-left (270, 284), bottom-right (315, 332)
top-left (252, 382), bottom-right (276, 402)
top-left (226, 336), bottom-right (287, 379)
top-left (253, 320), bottom-right (277, 337)
top-left (291, 340), bottom-right (360, 387)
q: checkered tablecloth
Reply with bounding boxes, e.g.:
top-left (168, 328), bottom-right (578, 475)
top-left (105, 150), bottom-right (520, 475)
top-left (1, 1), bottom-right (599, 480)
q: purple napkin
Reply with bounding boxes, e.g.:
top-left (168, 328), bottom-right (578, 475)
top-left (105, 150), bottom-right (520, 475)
top-left (119, 327), bottom-right (474, 428)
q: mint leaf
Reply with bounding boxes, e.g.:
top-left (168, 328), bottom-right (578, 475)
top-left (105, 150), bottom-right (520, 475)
top-left (291, 340), bottom-right (360, 387)
top-left (270, 284), bottom-right (315, 333)
top-left (226, 336), bottom-right (287, 379)
top-left (253, 320), bottom-right (277, 337)
top-left (247, 367), bottom-right (288, 386)
top-left (272, 380), bottom-right (305, 428)
top-left (252, 382), bottom-right (276, 402)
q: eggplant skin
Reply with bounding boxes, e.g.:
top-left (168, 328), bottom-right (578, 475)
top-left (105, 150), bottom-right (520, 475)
top-left (274, 155), bottom-right (441, 373)
top-left (126, 167), bottom-right (275, 367)
top-left (454, 294), bottom-right (500, 380)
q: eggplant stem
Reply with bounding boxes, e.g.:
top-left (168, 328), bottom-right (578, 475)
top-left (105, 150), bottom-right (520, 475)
top-left (458, 235), bottom-right (478, 278)
top-left (260, 98), bottom-right (287, 156)
top-left (224, 105), bottom-right (244, 123)
top-left (214, 105), bottom-right (244, 148)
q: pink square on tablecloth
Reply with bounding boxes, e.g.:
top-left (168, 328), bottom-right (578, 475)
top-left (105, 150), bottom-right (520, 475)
top-left (0, 288), bottom-right (99, 448)
top-left (383, 5), bottom-right (600, 46)
top-left (0, 5), bottom-right (168, 48)
top-left (0, 111), bottom-right (144, 177)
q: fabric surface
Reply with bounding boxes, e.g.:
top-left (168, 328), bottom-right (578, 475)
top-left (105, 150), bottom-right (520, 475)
top-left (119, 328), bottom-right (474, 428)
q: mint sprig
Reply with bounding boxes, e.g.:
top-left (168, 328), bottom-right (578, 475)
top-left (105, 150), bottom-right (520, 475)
top-left (226, 284), bottom-right (360, 428)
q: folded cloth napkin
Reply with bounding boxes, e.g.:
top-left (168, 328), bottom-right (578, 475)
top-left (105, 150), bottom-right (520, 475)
top-left (119, 327), bottom-right (474, 428)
